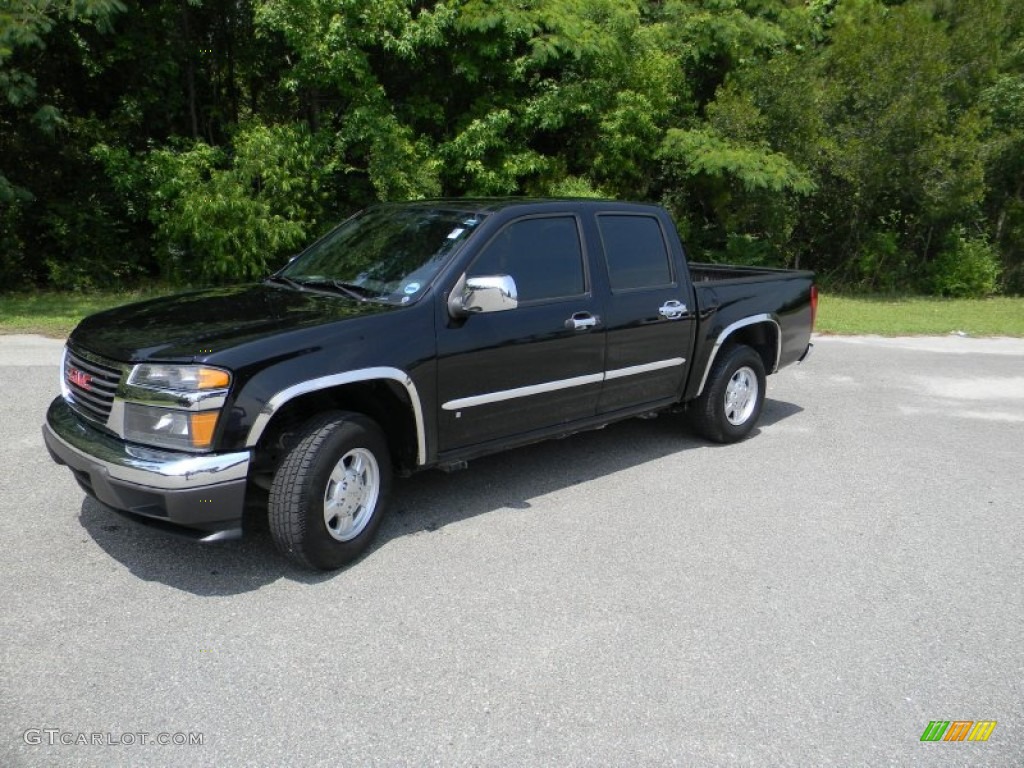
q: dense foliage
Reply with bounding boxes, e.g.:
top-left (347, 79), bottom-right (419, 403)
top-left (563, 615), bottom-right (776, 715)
top-left (2, 0), bottom-right (1023, 295)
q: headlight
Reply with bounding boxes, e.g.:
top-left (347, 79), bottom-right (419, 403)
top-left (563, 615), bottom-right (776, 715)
top-left (128, 364), bottom-right (231, 391)
top-left (124, 405), bottom-right (220, 451)
top-left (122, 363), bottom-right (231, 451)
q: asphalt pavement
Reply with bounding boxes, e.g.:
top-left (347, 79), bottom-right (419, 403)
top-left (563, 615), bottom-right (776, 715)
top-left (1, 332), bottom-right (1022, 767)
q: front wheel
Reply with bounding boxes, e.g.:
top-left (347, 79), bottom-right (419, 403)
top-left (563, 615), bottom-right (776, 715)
top-left (268, 412), bottom-right (392, 570)
top-left (688, 344), bottom-right (766, 443)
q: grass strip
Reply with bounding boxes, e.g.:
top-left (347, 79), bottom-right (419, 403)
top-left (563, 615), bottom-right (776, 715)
top-left (0, 290), bottom-right (172, 337)
top-left (817, 295), bottom-right (1024, 337)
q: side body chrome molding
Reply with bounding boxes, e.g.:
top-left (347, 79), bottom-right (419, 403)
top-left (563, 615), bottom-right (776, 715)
top-left (604, 357), bottom-right (686, 381)
top-left (695, 314), bottom-right (781, 397)
top-left (245, 367), bottom-right (428, 466)
top-left (442, 357), bottom-right (687, 412)
top-left (442, 373), bottom-right (605, 411)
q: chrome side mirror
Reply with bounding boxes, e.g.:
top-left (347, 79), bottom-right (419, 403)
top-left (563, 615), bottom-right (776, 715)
top-left (450, 275), bottom-right (518, 317)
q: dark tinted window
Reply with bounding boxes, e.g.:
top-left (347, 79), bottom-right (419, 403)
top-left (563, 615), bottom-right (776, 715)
top-left (469, 216), bottom-right (585, 302)
top-left (598, 215), bottom-right (673, 290)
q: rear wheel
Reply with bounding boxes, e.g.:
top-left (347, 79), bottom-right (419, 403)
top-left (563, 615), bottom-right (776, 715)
top-left (268, 411), bottom-right (392, 570)
top-left (689, 344), bottom-right (766, 443)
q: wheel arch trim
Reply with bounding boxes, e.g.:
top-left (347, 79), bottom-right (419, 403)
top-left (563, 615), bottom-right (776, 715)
top-left (695, 314), bottom-right (781, 397)
top-left (244, 367), bottom-right (426, 466)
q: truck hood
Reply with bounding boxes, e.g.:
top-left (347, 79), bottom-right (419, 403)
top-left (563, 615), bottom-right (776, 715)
top-left (69, 283), bottom-right (400, 362)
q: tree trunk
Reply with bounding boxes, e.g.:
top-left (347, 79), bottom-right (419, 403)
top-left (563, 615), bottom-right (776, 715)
top-left (995, 175), bottom-right (1024, 243)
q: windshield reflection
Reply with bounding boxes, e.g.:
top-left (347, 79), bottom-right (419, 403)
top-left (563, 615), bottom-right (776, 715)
top-left (279, 205), bottom-right (485, 304)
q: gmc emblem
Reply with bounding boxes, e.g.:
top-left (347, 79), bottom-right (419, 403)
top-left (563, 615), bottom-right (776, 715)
top-left (68, 368), bottom-right (93, 390)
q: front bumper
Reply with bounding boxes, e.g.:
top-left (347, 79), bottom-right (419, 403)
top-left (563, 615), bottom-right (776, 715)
top-left (43, 397), bottom-right (250, 541)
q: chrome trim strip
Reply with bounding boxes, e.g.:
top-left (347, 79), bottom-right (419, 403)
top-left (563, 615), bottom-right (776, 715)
top-left (604, 357), bottom-right (686, 381)
top-left (442, 373), bottom-right (605, 411)
top-left (695, 314), bottom-right (781, 397)
top-left (443, 357), bottom-right (687, 411)
top-left (59, 346), bottom-right (70, 399)
top-left (66, 345), bottom-right (129, 372)
top-left (67, 356), bottom-right (121, 382)
top-left (45, 401), bottom-right (250, 490)
top-left (105, 389), bottom-right (229, 440)
top-left (118, 385), bottom-right (229, 412)
top-left (245, 367), bottom-right (427, 466)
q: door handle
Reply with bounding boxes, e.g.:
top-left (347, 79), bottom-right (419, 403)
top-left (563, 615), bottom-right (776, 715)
top-left (659, 300), bottom-right (688, 320)
top-left (566, 312), bottom-right (600, 331)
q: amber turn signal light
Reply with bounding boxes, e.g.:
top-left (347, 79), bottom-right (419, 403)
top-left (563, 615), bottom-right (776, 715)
top-left (190, 411), bottom-right (219, 448)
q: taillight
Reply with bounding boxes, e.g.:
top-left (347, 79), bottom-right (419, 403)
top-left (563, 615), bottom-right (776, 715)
top-left (810, 284), bottom-right (819, 330)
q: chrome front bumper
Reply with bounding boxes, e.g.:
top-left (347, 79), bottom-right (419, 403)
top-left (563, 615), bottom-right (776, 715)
top-left (43, 397), bottom-right (250, 540)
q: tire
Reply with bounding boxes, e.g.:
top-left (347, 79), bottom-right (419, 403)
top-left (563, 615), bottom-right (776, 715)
top-left (689, 344), bottom-right (766, 444)
top-left (268, 411), bottom-right (392, 570)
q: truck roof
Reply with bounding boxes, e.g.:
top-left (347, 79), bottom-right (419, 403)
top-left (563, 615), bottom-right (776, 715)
top-left (383, 197), bottom-right (664, 216)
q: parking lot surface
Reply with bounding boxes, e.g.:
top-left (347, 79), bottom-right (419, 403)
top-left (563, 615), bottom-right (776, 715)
top-left (2, 333), bottom-right (1022, 767)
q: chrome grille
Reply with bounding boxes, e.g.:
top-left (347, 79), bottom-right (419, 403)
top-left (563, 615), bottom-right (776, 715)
top-left (64, 347), bottom-right (124, 425)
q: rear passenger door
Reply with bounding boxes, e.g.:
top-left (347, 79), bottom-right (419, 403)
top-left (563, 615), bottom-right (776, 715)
top-left (595, 212), bottom-right (695, 414)
top-left (436, 214), bottom-right (605, 451)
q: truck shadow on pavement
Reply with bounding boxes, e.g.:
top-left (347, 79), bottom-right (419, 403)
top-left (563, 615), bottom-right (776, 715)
top-left (78, 398), bottom-right (802, 595)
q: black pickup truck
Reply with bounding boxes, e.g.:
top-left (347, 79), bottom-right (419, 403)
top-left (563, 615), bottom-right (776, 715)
top-left (44, 199), bottom-right (815, 569)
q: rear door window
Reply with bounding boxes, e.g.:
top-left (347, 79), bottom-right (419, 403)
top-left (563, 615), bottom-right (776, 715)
top-left (598, 215), bottom-right (673, 291)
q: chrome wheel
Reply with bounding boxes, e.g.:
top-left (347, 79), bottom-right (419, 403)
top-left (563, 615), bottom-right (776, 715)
top-left (323, 448), bottom-right (380, 542)
top-left (724, 365), bottom-right (758, 426)
top-left (689, 344), bottom-right (765, 444)
top-left (269, 412), bottom-right (392, 570)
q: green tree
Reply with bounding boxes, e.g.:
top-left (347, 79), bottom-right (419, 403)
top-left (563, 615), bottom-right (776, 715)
top-left (1, 0), bottom-right (126, 286)
top-left (3, 0), bottom-right (1024, 294)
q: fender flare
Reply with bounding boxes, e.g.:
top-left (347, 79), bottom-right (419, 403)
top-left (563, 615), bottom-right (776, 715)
top-left (695, 314), bottom-right (781, 397)
top-left (244, 367), bottom-right (427, 466)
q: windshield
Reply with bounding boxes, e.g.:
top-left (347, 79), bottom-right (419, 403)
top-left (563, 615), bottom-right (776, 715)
top-left (279, 205), bottom-right (486, 304)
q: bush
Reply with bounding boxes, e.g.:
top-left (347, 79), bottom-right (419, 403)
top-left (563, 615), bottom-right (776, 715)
top-left (851, 230), bottom-right (916, 293)
top-left (931, 231), bottom-right (1002, 298)
top-left (148, 125), bottom-right (332, 284)
top-left (96, 123), bottom-right (336, 286)
top-left (724, 233), bottom-right (775, 266)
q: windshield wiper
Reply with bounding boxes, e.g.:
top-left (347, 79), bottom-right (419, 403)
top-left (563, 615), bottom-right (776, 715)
top-left (294, 277), bottom-right (386, 303)
top-left (265, 274), bottom-right (306, 291)
top-left (326, 279), bottom-right (375, 301)
top-left (267, 274), bottom-right (389, 302)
